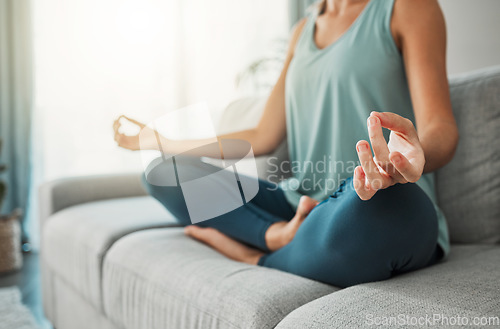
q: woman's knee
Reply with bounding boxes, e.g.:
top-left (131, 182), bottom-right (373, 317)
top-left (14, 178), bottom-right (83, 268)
top-left (142, 172), bottom-right (174, 198)
top-left (141, 172), bottom-right (155, 194)
top-left (267, 236), bottom-right (394, 288)
top-left (312, 182), bottom-right (438, 270)
top-left (336, 182), bottom-right (438, 237)
top-left (141, 172), bottom-right (192, 225)
top-left (270, 182), bottom-right (439, 287)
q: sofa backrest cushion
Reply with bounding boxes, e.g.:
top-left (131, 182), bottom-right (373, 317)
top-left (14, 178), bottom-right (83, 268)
top-left (216, 97), bottom-right (290, 181)
top-left (436, 66), bottom-right (500, 244)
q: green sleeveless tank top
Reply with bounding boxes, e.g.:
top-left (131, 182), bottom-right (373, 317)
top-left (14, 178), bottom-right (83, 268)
top-left (280, 0), bottom-right (449, 256)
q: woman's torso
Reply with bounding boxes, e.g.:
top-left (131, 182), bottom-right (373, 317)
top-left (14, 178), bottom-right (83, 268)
top-left (280, 0), bottom-right (450, 256)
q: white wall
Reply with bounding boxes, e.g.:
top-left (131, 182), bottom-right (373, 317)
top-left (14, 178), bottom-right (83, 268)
top-left (440, 0), bottom-right (500, 74)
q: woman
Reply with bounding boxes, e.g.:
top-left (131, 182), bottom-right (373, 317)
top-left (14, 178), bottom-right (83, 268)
top-left (113, 0), bottom-right (458, 288)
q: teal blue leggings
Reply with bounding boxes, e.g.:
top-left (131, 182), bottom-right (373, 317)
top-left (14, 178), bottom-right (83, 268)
top-left (143, 157), bottom-right (441, 288)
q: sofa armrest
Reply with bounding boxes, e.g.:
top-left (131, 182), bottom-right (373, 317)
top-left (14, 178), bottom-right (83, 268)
top-left (39, 173), bottom-right (147, 229)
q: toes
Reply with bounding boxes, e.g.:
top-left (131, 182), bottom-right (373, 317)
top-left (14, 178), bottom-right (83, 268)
top-left (185, 226), bottom-right (263, 264)
top-left (185, 226), bottom-right (224, 246)
top-left (184, 225), bottom-right (209, 240)
top-left (184, 225), bottom-right (197, 236)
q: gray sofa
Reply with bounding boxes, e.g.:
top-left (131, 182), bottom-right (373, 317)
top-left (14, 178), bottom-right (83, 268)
top-left (40, 66), bottom-right (500, 329)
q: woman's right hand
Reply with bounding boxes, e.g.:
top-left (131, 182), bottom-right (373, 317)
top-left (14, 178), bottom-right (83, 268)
top-left (113, 115), bottom-right (156, 151)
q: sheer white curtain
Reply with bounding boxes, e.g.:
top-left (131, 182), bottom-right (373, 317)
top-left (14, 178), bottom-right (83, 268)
top-left (30, 0), bottom-right (289, 248)
top-left (0, 0), bottom-right (33, 246)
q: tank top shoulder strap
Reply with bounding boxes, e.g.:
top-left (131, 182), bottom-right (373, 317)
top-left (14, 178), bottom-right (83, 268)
top-left (368, 0), bottom-right (396, 28)
top-left (292, 10), bottom-right (318, 55)
top-left (353, 0), bottom-right (400, 56)
top-left (292, 0), bottom-right (399, 57)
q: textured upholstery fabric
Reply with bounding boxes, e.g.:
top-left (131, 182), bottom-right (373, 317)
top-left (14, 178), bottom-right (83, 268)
top-left (43, 196), bottom-right (178, 310)
top-left (52, 275), bottom-right (121, 329)
top-left (39, 173), bottom-right (146, 323)
top-left (435, 66), bottom-right (500, 243)
top-left (102, 228), bottom-right (337, 329)
top-left (276, 245), bottom-right (500, 329)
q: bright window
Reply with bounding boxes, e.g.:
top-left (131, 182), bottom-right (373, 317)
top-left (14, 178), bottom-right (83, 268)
top-left (33, 0), bottom-right (289, 181)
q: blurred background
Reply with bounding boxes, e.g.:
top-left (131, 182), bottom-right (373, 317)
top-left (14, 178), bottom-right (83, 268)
top-left (1, 0), bottom-right (500, 251)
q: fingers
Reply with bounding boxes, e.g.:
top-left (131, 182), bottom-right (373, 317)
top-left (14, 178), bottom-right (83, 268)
top-left (114, 132), bottom-right (124, 144)
top-left (367, 115), bottom-right (391, 170)
top-left (122, 115), bottom-right (146, 128)
top-left (367, 114), bottom-right (408, 182)
top-left (367, 115), bottom-right (389, 160)
top-left (371, 111), bottom-right (416, 137)
top-left (389, 151), bottom-right (421, 183)
top-left (113, 118), bottom-right (121, 133)
top-left (356, 140), bottom-right (385, 190)
top-left (113, 116), bottom-right (146, 149)
top-left (113, 116), bottom-right (145, 134)
top-left (353, 166), bottom-right (376, 201)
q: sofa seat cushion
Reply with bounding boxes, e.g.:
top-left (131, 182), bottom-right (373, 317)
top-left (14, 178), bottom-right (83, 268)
top-left (42, 196), bottom-right (178, 310)
top-left (102, 228), bottom-right (337, 329)
top-left (276, 245), bottom-right (500, 329)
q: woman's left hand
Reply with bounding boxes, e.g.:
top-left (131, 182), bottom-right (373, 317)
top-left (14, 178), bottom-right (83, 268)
top-left (353, 111), bottom-right (425, 200)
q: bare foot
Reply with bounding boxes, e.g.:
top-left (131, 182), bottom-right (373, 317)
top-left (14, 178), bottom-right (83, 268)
top-left (184, 226), bottom-right (264, 265)
top-left (265, 196), bottom-right (319, 251)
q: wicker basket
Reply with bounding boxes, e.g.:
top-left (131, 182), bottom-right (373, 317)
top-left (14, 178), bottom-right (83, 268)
top-left (0, 209), bottom-right (23, 274)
